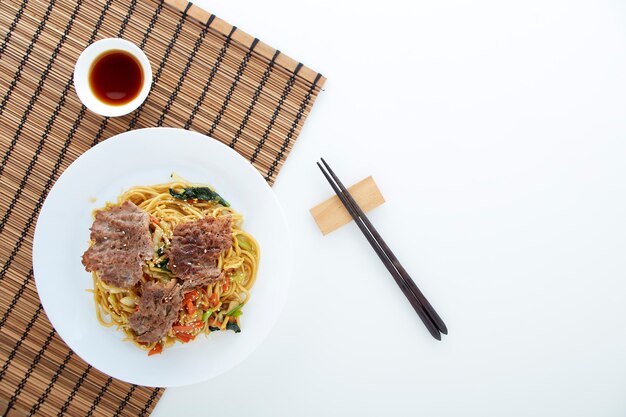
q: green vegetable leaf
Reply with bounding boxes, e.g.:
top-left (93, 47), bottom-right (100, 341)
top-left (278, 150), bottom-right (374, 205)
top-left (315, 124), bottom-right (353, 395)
top-left (169, 187), bottom-right (229, 207)
top-left (208, 322), bottom-right (241, 333)
top-left (154, 258), bottom-right (170, 271)
top-left (226, 321), bottom-right (241, 333)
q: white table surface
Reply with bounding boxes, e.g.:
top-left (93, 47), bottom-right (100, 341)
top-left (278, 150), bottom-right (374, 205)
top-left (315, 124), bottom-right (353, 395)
top-left (151, 1), bottom-right (626, 416)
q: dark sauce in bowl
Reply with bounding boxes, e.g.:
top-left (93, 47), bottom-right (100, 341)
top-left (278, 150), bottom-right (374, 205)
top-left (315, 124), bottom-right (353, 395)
top-left (89, 50), bottom-right (143, 106)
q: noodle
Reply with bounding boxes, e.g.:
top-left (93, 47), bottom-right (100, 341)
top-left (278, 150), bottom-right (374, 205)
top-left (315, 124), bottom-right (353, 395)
top-left (88, 180), bottom-right (260, 353)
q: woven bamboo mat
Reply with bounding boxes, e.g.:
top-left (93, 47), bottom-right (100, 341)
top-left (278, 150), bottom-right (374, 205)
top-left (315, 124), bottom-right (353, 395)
top-left (0, 0), bottom-right (324, 415)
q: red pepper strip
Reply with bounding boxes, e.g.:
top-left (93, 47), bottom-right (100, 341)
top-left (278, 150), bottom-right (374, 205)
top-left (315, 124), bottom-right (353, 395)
top-left (183, 290), bottom-right (199, 303)
top-left (172, 325), bottom-right (194, 332)
top-left (148, 344), bottom-right (163, 356)
top-left (209, 292), bottom-right (218, 308)
top-left (222, 280), bottom-right (230, 292)
top-left (149, 215), bottom-right (161, 226)
top-left (172, 322), bottom-right (203, 332)
top-left (182, 290), bottom-right (199, 314)
top-left (176, 333), bottom-right (195, 343)
top-left (186, 300), bottom-right (196, 315)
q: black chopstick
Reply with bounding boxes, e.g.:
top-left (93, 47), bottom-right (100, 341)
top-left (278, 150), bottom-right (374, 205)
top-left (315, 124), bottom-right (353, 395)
top-left (317, 158), bottom-right (447, 340)
top-left (321, 158), bottom-right (448, 335)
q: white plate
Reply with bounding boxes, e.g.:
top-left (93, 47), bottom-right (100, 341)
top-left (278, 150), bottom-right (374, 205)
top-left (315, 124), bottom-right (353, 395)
top-left (33, 128), bottom-right (292, 387)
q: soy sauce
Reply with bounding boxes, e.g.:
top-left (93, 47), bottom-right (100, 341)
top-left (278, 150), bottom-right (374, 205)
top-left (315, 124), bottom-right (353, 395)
top-left (89, 50), bottom-right (143, 106)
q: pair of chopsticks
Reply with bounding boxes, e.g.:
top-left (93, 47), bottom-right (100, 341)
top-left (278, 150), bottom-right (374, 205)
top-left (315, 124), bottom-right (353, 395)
top-left (317, 158), bottom-right (448, 340)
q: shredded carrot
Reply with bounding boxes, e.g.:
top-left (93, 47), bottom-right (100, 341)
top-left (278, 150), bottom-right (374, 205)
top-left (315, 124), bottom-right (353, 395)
top-left (172, 325), bottom-right (193, 332)
top-left (182, 290), bottom-right (199, 314)
top-left (149, 215), bottom-right (161, 226)
top-left (222, 280), bottom-right (230, 292)
top-left (186, 300), bottom-right (196, 315)
top-left (173, 321), bottom-right (204, 332)
top-left (176, 333), bottom-right (195, 343)
top-left (148, 343), bottom-right (162, 356)
top-left (209, 292), bottom-right (218, 308)
top-left (183, 290), bottom-right (199, 303)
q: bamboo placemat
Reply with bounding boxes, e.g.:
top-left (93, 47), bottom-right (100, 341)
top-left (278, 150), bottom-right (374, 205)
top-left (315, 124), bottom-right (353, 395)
top-left (0, 0), bottom-right (325, 415)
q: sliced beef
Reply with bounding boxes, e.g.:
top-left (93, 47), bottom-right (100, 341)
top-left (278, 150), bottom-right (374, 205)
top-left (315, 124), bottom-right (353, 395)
top-left (82, 201), bottom-right (153, 288)
top-left (168, 217), bottom-right (232, 284)
top-left (180, 270), bottom-right (223, 290)
top-left (129, 280), bottom-right (183, 343)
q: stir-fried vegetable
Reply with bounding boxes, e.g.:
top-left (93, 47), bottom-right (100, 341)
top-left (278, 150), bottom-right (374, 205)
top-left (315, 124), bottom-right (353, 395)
top-left (183, 290), bottom-right (199, 315)
top-left (226, 304), bottom-right (243, 317)
top-left (175, 333), bottom-right (195, 343)
top-left (172, 322), bottom-right (204, 332)
top-left (202, 308), bottom-right (214, 322)
top-left (169, 187), bottom-right (229, 207)
top-left (208, 321), bottom-right (241, 333)
top-left (154, 258), bottom-right (170, 271)
top-left (225, 321), bottom-right (241, 333)
top-left (208, 292), bottom-right (219, 308)
top-left (230, 270), bottom-right (245, 285)
top-left (237, 236), bottom-right (253, 251)
top-left (148, 343), bottom-right (163, 356)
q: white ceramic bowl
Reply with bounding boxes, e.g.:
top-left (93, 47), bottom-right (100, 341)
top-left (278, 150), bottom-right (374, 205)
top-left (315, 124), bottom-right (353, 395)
top-left (73, 38), bottom-right (152, 117)
top-left (33, 128), bottom-right (292, 387)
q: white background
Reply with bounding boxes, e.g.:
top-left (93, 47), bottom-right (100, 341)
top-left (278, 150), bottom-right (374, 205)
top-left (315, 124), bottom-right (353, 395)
top-left (152, 1), bottom-right (626, 416)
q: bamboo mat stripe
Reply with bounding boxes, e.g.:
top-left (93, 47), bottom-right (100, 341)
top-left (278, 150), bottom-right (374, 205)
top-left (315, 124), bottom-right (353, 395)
top-left (231, 49), bottom-right (280, 149)
top-left (206, 37), bottom-right (258, 137)
top-left (28, 350), bottom-right (73, 416)
top-left (0, 0), bottom-right (28, 57)
top-left (0, 0), bottom-right (325, 415)
top-left (0, 0), bottom-right (87, 236)
top-left (156, 14), bottom-right (215, 127)
top-left (267, 71), bottom-right (322, 180)
top-left (251, 62), bottom-right (301, 164)
top-left (127, 3), bottom-right (182, 130)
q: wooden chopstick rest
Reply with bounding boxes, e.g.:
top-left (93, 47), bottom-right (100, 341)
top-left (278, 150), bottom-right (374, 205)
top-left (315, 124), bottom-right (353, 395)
top-left (310, 176), bottom-right (385, 235)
